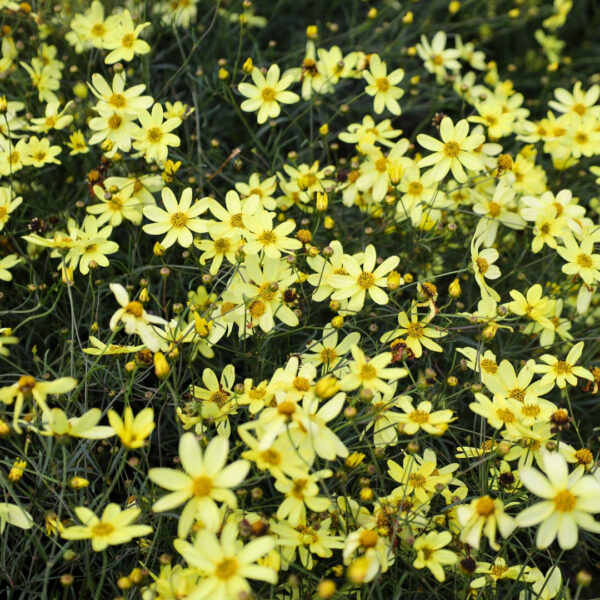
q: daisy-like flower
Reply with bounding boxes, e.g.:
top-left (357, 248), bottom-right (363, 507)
top-left (339, 114), bottom-right (402, 152)
top-left (416, 32), bottom-right (461, 83)
top-left (148, 433), bottom-right (249, 538)
top-left (507, 284), bottom-right (554, 329)
top-left (23, 136), bottom-right (61, 167)
top-left (195, 224), bottom-right (242, 276)
top-left (556, 234), bottom-right (600, 286)
top-left (516, 450), bottom-right (600, 549)
top-left (132, 103), bottom-right (182, 164)
top-left (362, 54), bottom-right (404, 115)
top-left (471, 234), bottom-right (501, 302)
top-left (533, 341), bottom-right (593, 390)
top-left (238, 64), bottom-right (299, 124)
top-left (412, 530), bottom-right (457, 582)
top-left (88, 73), bottom-right (153, 116)
top-left (88, 110), bottom-right (137, 153)
top-left (242, 210), bottom-right (302, 258)
top-left (456, 495), bottom-right (515, 550)
top-left (39, 408), bottom-right (115, 440)
top-left (303, 324), bottom-right (361, 373)
top-left (329, 244), bottom-right (399, 312)
top-left (108, 283), bottom-right (167, 352)
top-left (340, 346), bottom-right (407, 395)
top-left (470, 557), bottom-right (537, 590)
top-left (0, 375), bottom-right (77, 434)
top-left (88, 183), bottom-right (142, 227)
top-left (61, 503), bottom-right (152, 551)
top-left (234, 173), bottom-right (278, 211)
top-left (173, 523), bottom-right (276, 598)
top-left (275, 470), bottom-right (333, 525)
top-left (417, 117), bottom-right (485, 183)
top-left (66, 216), bottom-right (119, 275)
top-left (108, 406), bottom-right (155, 449)
top-left (394, 397), bottom-right (455, 436)
top-left (143, 187), bottom-right (207, 248)
top-left (103, 10), bottom-right (151, 64)
top-left (381, 308), bottom-right (446, 358)
top-left (548, 81), bottom-right (600, 121)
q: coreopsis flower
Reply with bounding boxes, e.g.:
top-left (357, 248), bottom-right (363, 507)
top-left (195, 225), bottom-right (243, 275)
top-left (343, 528), bottom-right (393, 582)
top-left (394, 398), bottom-right (455, 436)
top-left (533, 341), bottom-right (593, 389)
top-left (39, 408), bottom-right (115, 439)
top-left (0, 375), bottom-right (77, 434)
top-left (88, 183), bottom-right (143, 226)
top-left (242, 210), bottom-right (302, 258)
top-left (89, 73), bottom-right (153, 116)
top-left (362, 54), bottom-right (404, 115)
top-left (65, 130), bottom-right (89, 155)
top-left (275, 469), bottom-right (333, 525)
top-left (61, 504), bottom-right (152, 551)
top-left (471, 234), bottom-right (501, 302)
top-left (524, 567), bottom-right (563, 600)
top-left (108, 283), bottom-right (167, 352)
top-left (66, 0), bottom-right (120, 51)
top-left (416, 32), bottom-right (461, 82)
top-left (507, 284), bottom-right (553, 329)
top-left (173, 523), bottom-right (276, 597)
top-left (381, 308), bottom-right (447, 358)
top-left (29, 101), bottom-right (73, 133)
top-left (548, 81), bottom-right (600, 121)
top-left (417, 117), bottom-right (485, 182)
top-left (238, 64), bottom-right (299, 124)
top-left (88, 110), bottom-right (137, 154)
top-left (555, 234), bottom-right (600, 286)
top-left (412, 531), bottom-right (457, 582)
top-left (103, 10), bottom-right (151, 64)
top-left (338, 114), bottom-right (402, 151)
top-left (143, 187), bottom-right (207, 248)
top-left (340, 346), bottom-right (407, 395)
top-left (148, 433), bottom-right (249, 538)
top-left (469, 393), bottom-right (530, 437)
top-left (516, 450), bottom-right (600, 549)
top-left (108, 406), bottom-right (155, 449)
top-left (234, 173), bottom-right (278, 211)
top-left (470, 557), bottom-right (537, 590)
top-left (23, 136), bottom-right (61, 167)
top-left (456, 495), bottom-right (515, 550)
top-left (132, 104), bottom-right (182, 164)
top-left (0, 503), bottom-right (33, 533)
top-left (303, 324), bottom-right (361, 374)
top-left (65, 216), bottom-right (119, 275)
top-left (329, 244), bottom-right (399, 312)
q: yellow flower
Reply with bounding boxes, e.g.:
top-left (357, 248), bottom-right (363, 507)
top-left (40, 408), bottom-right (115, 439)
top-left (417, 116), bottom-right (485, 182)
top-left (0, 186), bottom-right (22, 231)
top-left (148, 433), bottom-right (249, 537)
top-left (412, 530), bottom-right (457, 582)
top-left (143, 187), bottom-right (206, 248)
top-left (61, 504), bottom-right (152, 551)
top-left (533, 341), bottom-right (593, 389)
top-left (516, 450), bottom-right (600, 549)
top-left (456, 495), bottom-right (515, 550)
top-left (103, 10), bottom-right (151, 64)
top-left (173, 523), bottom-right (276, 597)
top-left (239, 64), bottom-right (299, 124)
top-left (416, 32), bottom-right (461, 83)
top-left (65, 130), bottom-right (89, 155)
top-left (362, 54), bottom-right (404, 115)
top-left (108, 406), bottom-right (155, 449)
top-left (556, 234), bottom-right (600, 286)
top-left (132, 103), bottom-right (182, 165)
top-left (507, 284), bottom-right (553, 329)
top-left (394, 398), bottom-right (455, 436)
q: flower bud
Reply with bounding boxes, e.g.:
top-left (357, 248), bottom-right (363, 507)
top-left (154, 352), bottom-right (170, 379)
top-left (448, 277), bottom-right (461, 298)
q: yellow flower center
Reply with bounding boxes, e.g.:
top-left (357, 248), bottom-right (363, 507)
top-left (554, 489), bottom-right (576, 512)
top-left (360, 363), bottom-right (377, 380)
top-left (214, 238), bottom-right (231, 253)
top-left (221, 302), bottom-right (236, 315)
top-left (277, 400), bottom-right (296, 415)
top-left (249, 300), bottom-right (266, 318)
top-left (575, 132), bottom-right (588, 144)
top-left (375, 77), bottom-right (390, 92)
top-left (522, 404), bottom-right (541, 418)
top-left (432, 54), bottom-right (443, 66)
top-left (293, 376), bottom-right (310, 392)
top-left (108, 196), bottom-right (123, 210)
top-left (375, 157), bottom-right (388, 172)
top-left (496, 408), bottom-right (515, 424)
top-left (91, 522), bottom-right (114, 537)
top-left (291, 479), bottom-right (307, 499)
top-left (408, 473), bottom-right (426, 488)
top-left (209, 389), bottom-right (229, 407)
top-left (409, 410), bottom-right (429, 424)
top-left (170, 212), bottom-right (188, 228)
top-left (572, 103), bottom-right (586, 116)
top-left (576, 253), bottom-right (593, 268)
top-left (553, 360), bottom-right (571, 375)
top-left (357, 272), bottom-right (375, 289)
top-left (109, 94), bottom-right (126, 108)
top-left (552, 202), bottom-right (564, 216)
top-left (125, 301), bottom-right (144, 318)
top-left (299, 173), bottom-right (317, 189)
top-left (215, 557), bottom-right (238, 580)
top-left (421, 546), bottom-right (434, 561)
top-left (408, 181), bottom-right (423, 195)
top-left (17, 375), bottom-right (37, 393)
top-left (443, 141), bottom-right (461, 158)
top-left (487, 202), bottom-right (502, 217)
top-left (406, 322), bottom-right (424, 338)
top-left (147, 127), bottom-right (163, 143)
top-left (575, 448), bottom-right (593, 465)
top-left (320, 347), bottom-right (337, 364)
top-left (490, 564), bottom-right (509, 578)
top-left (261, 87), bottom-right (276, 102)
top-left (257, 230), bottom-right (277, 244)
top-left (476, 257), bottom-right (489, 274)
top-left (108, 114), bottom-right (122, 129)
top-left (480, 358), bottom-right (498, 374)
top-left (475, 495), bottom-right (495, 517)
top-left (261, 448), bottom-right (281, 465)
top-left (122, 33), bottom-right (135, 48)
top-left (91, 23), bottom-right (105, 37)
top-left (192, 475), bottom-right (213, 497)
top-left (508, 388), bottom-right (525, 402)
top-left (230, 213), bottom-right (244, 228)
top-left (359, 529), bottom-right (379, 548)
